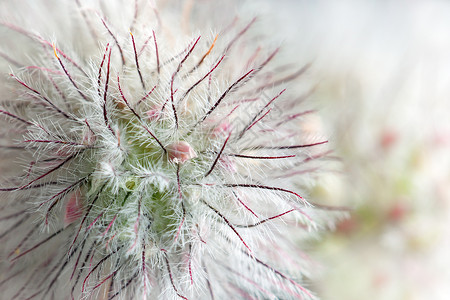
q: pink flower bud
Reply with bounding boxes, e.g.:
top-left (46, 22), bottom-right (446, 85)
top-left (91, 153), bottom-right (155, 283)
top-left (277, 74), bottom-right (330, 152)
top-left (388, 200), bottom-right (408, 222)
top-left (380, 130), bottom-right (397, 150)
top-left (167, 141), bottom-right (197, 164)
top-left (146, 107), bottom-right (161, 121)
top-left (64, 189), bottom-right (84, 226)
top-left (219, 156), bottom-right (236, 173)
top-left (211, 120), bottom-right (232, 137)
top-left (82, 127), bottom-right (96, 146)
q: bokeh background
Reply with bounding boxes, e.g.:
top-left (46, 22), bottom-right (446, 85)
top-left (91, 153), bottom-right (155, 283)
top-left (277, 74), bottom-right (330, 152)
top-left (249, 0), bottom-right (450, 299)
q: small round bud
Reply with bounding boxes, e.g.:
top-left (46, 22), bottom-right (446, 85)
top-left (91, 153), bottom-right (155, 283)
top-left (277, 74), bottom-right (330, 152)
top-left (167, 141), bottom-right (197, 164)
top-left (146, 107), bottom-right (161, 121)
top-left (64, 189), bottom-right (84, 226)
top-left (211, 120), bottom-right (232, 137)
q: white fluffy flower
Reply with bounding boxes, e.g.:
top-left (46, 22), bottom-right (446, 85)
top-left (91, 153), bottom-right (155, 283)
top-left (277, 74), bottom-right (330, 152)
top-left (0, 1), bottom-right (336, 299)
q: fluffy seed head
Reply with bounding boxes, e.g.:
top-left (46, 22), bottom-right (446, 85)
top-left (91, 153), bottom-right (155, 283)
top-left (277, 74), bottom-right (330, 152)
top-left (0, 1), bottom-right (339, 299)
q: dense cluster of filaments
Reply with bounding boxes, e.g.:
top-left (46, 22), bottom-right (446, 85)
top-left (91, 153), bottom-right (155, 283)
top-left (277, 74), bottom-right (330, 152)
top-left (0, 10), bottom-right (333, 300)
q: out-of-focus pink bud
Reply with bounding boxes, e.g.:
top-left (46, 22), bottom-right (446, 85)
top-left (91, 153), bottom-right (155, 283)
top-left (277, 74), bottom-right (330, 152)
top-left (167, 141), bottom-right (197, 164)
top-left (82, 128), bottom-right (96, 146)
top-left (219, 156), bottom-right (236, 173)
top-left (146, 107), bottom-right (161, 121)
top-left (380, 130), bottom-right (398, 150)
top-left (64, 189), bottom-right (84, 226)
top-left (388, 201), bottom-right (408, 222)
top-left (211, 120), bottom-right (231, 137)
